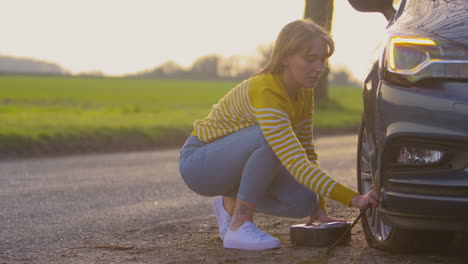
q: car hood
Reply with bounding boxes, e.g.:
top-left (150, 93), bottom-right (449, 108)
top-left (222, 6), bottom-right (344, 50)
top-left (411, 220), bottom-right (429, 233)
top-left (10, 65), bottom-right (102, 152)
top-left (394, 0), bottom-right (468, 47)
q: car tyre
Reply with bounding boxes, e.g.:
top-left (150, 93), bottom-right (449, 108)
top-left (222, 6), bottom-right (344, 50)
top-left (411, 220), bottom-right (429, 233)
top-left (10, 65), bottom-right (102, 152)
top-left (357, 116), bottom-right (453, 253)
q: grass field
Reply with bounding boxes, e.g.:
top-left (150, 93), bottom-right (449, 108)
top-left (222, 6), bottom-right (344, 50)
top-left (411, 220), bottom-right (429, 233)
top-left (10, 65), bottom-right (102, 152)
top-left (0, 75), bottom-right (362, 156)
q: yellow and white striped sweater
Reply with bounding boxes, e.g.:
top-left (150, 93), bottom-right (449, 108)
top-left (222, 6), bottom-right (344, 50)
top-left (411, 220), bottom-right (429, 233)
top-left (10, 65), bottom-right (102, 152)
top-left (192, 73), bottom-right (357, 208)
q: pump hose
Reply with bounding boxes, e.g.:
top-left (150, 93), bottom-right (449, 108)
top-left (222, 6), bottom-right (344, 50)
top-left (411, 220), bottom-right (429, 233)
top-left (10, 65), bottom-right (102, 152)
top-left (326, 206), bottom-right (370, 254)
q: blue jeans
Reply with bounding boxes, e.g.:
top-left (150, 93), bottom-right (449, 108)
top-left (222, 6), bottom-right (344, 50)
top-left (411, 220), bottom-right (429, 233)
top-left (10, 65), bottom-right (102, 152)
top-left (178, 125), bottom-right (318, 218)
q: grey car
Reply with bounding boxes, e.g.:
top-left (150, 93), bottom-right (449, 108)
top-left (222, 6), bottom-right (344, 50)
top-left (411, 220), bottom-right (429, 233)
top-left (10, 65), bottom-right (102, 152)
top-left (349, 0), bottom-right (468, 252)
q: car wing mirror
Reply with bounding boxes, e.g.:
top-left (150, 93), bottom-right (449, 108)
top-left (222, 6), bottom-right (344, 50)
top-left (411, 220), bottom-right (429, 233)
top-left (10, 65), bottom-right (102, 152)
top-left (348, 0), bottom-right (396, 21)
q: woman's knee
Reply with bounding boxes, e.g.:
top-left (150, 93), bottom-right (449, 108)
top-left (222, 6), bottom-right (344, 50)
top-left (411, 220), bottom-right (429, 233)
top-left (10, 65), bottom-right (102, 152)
top-left (252, 126), bottom-right (279, 163)
top-left (288, 191), bottom-right (318, 218)
top-left (252, 125), bottom-right (269, 146)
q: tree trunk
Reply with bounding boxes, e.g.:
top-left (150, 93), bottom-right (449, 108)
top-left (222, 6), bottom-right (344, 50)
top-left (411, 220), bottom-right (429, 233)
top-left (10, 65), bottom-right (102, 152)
top-left (303, 0), bottom-right (334, 102)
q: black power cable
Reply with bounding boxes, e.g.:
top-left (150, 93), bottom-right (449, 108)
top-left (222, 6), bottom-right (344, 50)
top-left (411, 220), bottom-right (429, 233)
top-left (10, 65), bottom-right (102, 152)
top-left (326, 207), bottom-right (370, 254)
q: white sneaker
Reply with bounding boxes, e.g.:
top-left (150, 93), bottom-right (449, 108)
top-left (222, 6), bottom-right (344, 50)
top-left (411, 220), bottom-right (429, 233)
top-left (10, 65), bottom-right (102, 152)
top-left (223, 221), bottom-right (281, 250)
top-left (213, 196), bottom-right (232, 240)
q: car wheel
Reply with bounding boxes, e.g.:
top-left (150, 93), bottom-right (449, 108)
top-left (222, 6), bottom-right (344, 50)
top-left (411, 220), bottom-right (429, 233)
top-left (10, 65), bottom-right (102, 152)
top-left (357, 116), bottom-right (453, 253)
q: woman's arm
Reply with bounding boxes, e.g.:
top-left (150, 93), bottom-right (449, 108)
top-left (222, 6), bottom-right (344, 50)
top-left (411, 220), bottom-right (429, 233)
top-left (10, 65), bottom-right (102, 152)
top-left (295, 117), bottom-right (319, 165)
top-left (295, 113), bottom-right (329, 211)
top-left (249, 83), bottom-right (358, 207)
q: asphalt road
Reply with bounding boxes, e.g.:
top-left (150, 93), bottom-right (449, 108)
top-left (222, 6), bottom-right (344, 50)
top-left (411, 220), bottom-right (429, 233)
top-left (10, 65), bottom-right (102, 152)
top-left (2, 135), bottom-right (464, 263)
top-left (0, 135), bottom-right (466, 264)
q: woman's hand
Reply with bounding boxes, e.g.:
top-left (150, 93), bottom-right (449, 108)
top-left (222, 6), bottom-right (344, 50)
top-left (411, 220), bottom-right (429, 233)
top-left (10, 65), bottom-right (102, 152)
top-left (306, 208), bottom-right (346, 225)
top-left (351, 189), bottom-right (380, 210)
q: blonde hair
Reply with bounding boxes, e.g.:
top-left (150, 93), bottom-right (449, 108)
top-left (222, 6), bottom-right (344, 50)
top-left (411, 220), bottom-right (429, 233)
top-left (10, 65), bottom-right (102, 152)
top-left (253, 19), bottom-right (334, 76)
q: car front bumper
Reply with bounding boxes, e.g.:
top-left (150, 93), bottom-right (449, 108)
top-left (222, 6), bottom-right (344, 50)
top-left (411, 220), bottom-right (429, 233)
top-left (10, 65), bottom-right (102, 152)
top-left (380, 189), bottom-right (468, 231)
top-left (374, 80), bottom-right (468, 231)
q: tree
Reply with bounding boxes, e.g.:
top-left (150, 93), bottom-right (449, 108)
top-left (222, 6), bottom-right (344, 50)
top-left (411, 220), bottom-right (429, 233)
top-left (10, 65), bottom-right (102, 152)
top-left (329, 66), bottom-right (361, 87)
top-left (256, 43), bottom-right (274, 70)
top-left (304, 0), bottom-right (334, 101)
top-left (190, 55), bottom-right (221, 80)
top-left (160, 61), bottom-right (184, 76)
top-left (218, 55), bottom-right (258, 80)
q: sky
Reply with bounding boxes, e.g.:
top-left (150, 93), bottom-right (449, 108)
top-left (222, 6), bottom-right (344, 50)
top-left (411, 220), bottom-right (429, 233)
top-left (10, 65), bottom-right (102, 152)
top-left (0, 0), bottom-right (389, 81)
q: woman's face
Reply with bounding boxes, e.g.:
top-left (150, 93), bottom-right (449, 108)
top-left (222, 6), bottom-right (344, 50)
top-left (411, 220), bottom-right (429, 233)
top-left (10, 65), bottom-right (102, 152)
top-left (282, 37), bottom-right (327, 89)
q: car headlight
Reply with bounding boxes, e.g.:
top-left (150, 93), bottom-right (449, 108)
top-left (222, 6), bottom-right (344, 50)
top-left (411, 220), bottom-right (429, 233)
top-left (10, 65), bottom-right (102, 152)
top-left (384, 35), bottom-right (468, 84)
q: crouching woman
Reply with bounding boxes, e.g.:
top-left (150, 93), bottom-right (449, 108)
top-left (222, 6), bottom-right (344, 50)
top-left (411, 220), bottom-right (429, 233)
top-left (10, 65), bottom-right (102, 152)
top-left (178, 19), bottom-right (379, 251)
